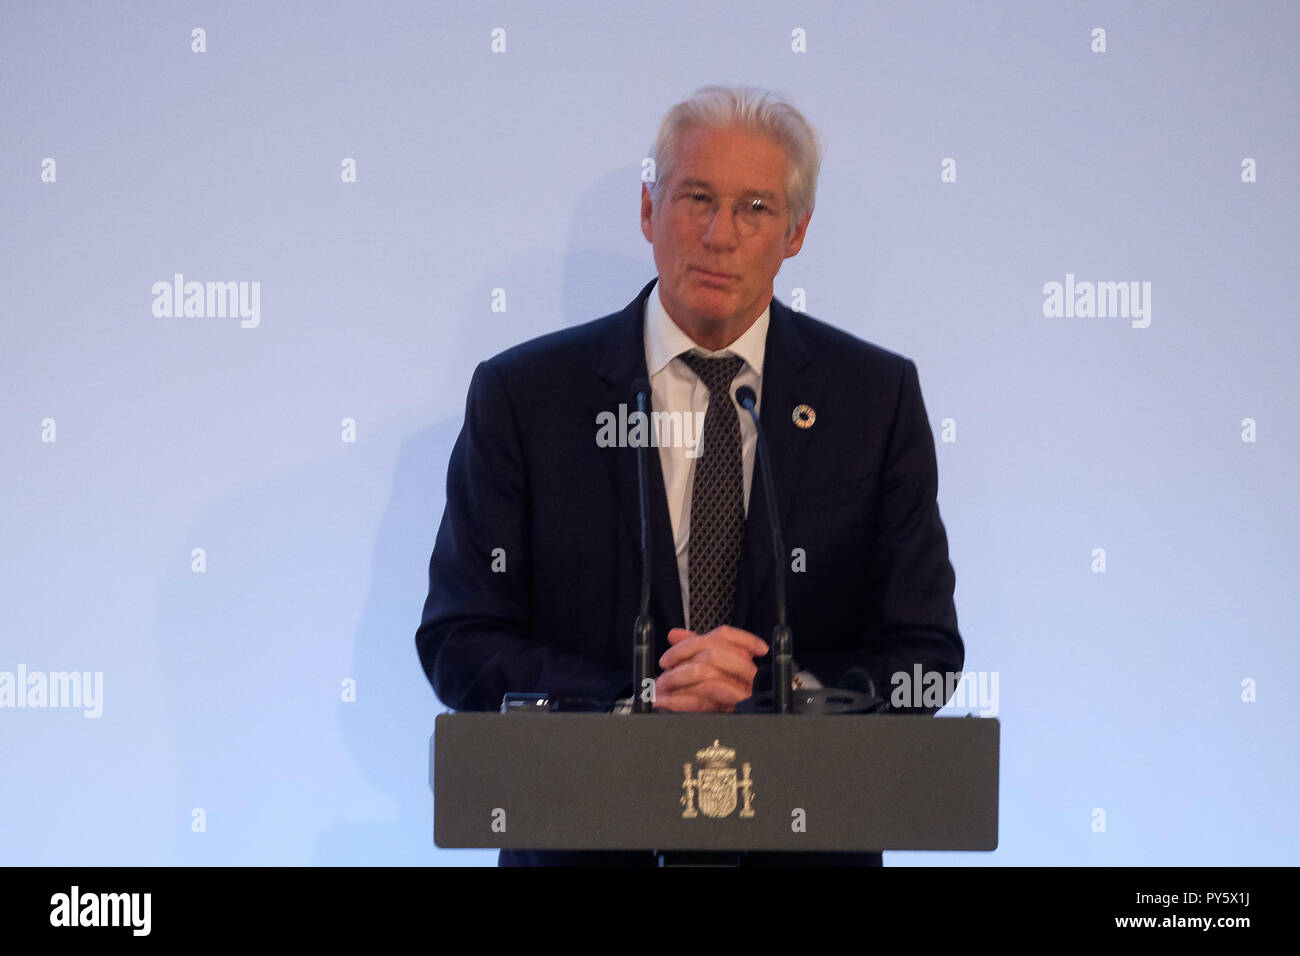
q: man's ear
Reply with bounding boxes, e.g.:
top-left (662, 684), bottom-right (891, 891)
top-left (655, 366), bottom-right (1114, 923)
top-left (783, 209), bottom-right (812, 259)
top-left (640, 183), bottom-right (655, 243)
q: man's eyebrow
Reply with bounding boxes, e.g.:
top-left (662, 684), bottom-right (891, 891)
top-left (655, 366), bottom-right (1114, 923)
top-left (675, 178), bottom-right (779, 201)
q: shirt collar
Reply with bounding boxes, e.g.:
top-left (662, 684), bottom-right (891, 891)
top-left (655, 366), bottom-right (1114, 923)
top-left (645, 277), bottom-right (769, 378)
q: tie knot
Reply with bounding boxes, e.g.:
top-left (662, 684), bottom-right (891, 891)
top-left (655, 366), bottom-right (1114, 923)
top-left (680, 352), bottom-right (745, 395)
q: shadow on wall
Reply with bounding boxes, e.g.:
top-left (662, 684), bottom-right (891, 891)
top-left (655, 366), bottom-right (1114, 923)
top-left (153, 169), bottom-right (655, 864)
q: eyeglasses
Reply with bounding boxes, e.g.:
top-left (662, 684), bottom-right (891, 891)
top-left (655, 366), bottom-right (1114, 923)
top-left (668, 188), bottom-right (787, 237)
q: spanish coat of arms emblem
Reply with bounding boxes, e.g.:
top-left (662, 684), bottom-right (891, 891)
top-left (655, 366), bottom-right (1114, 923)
top-left (681, 739), bottom-right (755, 819)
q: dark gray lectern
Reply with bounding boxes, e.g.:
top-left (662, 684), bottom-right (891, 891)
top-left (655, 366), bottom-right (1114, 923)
top-left (432, 713), bottom-right (998, 852)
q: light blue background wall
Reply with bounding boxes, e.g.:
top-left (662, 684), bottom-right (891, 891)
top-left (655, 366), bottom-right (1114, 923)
top-left (1, 0), bottom-right (1295, 865)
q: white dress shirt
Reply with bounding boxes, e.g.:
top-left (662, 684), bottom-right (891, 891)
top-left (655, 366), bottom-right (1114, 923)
top-left (643, 278), bottom-right (767, 630)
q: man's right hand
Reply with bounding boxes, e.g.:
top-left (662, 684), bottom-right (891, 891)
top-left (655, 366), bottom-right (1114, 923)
top-left (653, 626), bottom-right (770, 713)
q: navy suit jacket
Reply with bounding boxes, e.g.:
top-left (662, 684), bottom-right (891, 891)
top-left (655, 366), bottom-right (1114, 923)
top-left (416, 278), bottom-right (963, 864)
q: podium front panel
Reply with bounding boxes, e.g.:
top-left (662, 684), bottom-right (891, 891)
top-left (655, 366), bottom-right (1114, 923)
top-left (432, 713), bottom-right (998, 852)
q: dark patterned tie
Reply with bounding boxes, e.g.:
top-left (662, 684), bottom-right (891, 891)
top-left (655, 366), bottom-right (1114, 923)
top-left (679, 352), bottom-right (746, 634)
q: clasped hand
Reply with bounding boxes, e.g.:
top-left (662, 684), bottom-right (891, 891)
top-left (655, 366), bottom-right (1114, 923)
top-left (653, 625), bottom-right (769, 713)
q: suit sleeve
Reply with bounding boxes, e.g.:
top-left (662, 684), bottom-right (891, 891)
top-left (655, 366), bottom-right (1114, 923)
top-left (414, 360), bottom-right (632, 711)
top-left (796, 358), bottom-right (964, 714)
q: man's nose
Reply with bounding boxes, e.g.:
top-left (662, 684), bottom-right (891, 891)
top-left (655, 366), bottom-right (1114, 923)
top-left (700, 203), bottom-right (740, 245)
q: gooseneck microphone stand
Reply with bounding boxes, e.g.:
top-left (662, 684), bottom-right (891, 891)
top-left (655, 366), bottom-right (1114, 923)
top-left (735, 386), bottom-right (793, 714)
top-left (631, 383), bottom-right (655, 713)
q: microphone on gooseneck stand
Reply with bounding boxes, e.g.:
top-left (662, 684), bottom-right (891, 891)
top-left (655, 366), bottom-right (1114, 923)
top-left (733, 385), bottom-right (885, 716)
top-left (630, 378), bottom-right (655, 713)
top-left (501, 379), bottom-right (657, 716)
top-left (734, 385), bottom-right (793, 714)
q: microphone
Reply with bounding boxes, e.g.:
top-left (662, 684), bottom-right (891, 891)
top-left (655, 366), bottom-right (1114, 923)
top-left (733, 386), bottom-right (886, 717)
top-left (734, 384), bottom-right (793, 714)
top-left (630, 377), bottom-right (655, 713)
top-left (500, 383), bottom-right (658, 717)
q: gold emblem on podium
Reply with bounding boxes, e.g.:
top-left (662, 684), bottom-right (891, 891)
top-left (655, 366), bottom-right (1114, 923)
top-left (681, 739), bottom-right (755, 819)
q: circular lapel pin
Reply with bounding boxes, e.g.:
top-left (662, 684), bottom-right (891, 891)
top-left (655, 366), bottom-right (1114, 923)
top-left (792, 404), bottom-right (816, 429)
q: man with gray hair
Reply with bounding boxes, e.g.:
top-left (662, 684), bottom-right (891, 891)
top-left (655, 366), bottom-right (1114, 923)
top-left (417, 85), bottom-right (963, 865)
